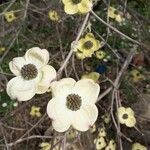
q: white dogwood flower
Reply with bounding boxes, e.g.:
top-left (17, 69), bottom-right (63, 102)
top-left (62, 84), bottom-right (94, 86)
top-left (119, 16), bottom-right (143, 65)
top-left (7, 47), bottom-right (56, 101)
top-left (47, 78), bottom-right (100, 132)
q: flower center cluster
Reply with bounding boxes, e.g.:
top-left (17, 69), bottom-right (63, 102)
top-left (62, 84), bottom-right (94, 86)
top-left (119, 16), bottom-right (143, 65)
top-left (66, 94), bottom-right (82, 111)
top-left (122, 113), bottom-right (128, 119)
top-left (83, 41), bottom-right (93, 49)
top-left (72, 0), bottom-right (81, 4)
top-left (21, 64), bottom-right (38, 80)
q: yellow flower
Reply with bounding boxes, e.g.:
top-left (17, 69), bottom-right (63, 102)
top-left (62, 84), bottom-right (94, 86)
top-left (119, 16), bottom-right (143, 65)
top-left (108, 7), bottom-right (123, 23)
top-left (48, 10), bottom-right (59, 21)
top-left (95, 50), bottom-right (106, 59)
top-left (105, 139), bottom-right (116, 150)
top-left (90, 124), bottom-right (96, 133)
top-left (76, 33), bottom-right (101, 58)
top-left (132, 143), bottom-right (147, 150)
top-left (94, 137), bottom-right (107, 150)
top-left (39, 142), bottom-right (51, 150)
top-left (117, 107), bottom-right (136, 127)
top-left (130, 69), bottom-right (145, 83)
top-left (4, 11), bottom-right (16, 22)
top-left (98, 127), bottom-right (106, 137)
top-left (30, 106), bottom-right (42, 117)
top-left (101, 113), bottom-right (111, 124)
top-left (81, 72), bottom-right (100, 82)
top-left (0, 47), bottom-right (6, 52)
top-left (62, 0), bottom-right (92, 15)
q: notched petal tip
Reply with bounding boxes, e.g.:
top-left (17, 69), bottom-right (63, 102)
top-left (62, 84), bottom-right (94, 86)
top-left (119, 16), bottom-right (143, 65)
top-left (7, 77), bottom-right (36, 101)
top-left (25, 47), bottom-right (50, 67)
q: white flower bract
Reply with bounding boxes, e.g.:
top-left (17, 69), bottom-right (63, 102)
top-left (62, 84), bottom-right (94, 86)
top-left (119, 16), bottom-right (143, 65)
top-left (47, 78), bottom-right (100, 132)
top-left (7, 47), bottom-right (56, 101)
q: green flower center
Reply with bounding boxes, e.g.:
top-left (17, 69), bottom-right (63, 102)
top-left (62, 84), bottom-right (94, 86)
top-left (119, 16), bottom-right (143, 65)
top-left (72, 0), bottom-right (81, 4)
top-left (66, 94), bottom-right (82, 111)
top-left (83, 41), bottom-right (93, 49)
top-left (122, 113), bottom-right (128, 119)
top-left (9, 15), bottom-right (13, 18)
top-left (21, 64), bottom-right (38, 80)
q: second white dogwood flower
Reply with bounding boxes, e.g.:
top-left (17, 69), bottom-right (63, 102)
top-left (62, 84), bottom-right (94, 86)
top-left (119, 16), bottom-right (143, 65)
top-left (47, 78), bottom-right (100, 132)
top-left (7, 47), bottom-right (56, 101)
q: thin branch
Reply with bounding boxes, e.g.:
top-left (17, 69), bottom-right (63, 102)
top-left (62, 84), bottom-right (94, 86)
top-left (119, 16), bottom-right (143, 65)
top-left (7, 135), bottom-right (52, 147)
top-left (57, 13), bottom-right (90, 78)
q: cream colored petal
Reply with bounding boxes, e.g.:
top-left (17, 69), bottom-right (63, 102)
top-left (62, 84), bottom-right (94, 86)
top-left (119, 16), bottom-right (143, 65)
top-left (25, 47), bottom-right (49, 68)
top-left (51, 78), bottom-right (76, 97)
top-left (76, 51), bottom-right (86, 60)
top-left (126, 107), bottom-right (135, 117)
top-left (73, 79), bottom-right (100, 105)
top-left (117, 107), bottom-right (126, 124)
top-left (85, 33), bottom-right (95, 39)
top-left (95, 40), bottom-right (101, 49)
top-left (7, 76), bottom-right (36, 101)
top-left (117, 107), bottom-right (126, 115)
top-left (118, 115), bottom-right (125, 124)
top-left (125, 117), bottom-right (136, 127)
top-left (9, 61), bottom-right (20, 76)
top-left (64, 3), bottom-right (78, 15)
top-left (36, 65), bottom-right (56, 94)
top-left (72, 105), bottom-right (98, 131)
top-left (77, 38), bottom-right (86, 51)
top-left (78, 1), bottom-right (92, 14)
top-left (9, 57), bottom-right (27, 75)
top-left (47, 97), bottom-right (73, 132)
top-left (132, 143), bottom-right (147, 150)
top-left (82, 50), bottom-right (93, 57)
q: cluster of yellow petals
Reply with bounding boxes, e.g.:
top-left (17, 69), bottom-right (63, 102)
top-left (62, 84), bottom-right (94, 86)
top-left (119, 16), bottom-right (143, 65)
top-left (94, 136), bottom-right (107, 150)
top-left (0, 47), bottom-right (6, 53)
top-left (98, 127), bottom-right (107, 137)
top-left (117, 107), bottom-right (136, 127)
top-left (48, 10), bottom-right (60, 21)
top-left (95, 50), bottom-right (106, 59)
top-left (105, 140), bottom-right (116, 150)
top-left (62, 0), bottom-right (92, 15)
top-left (130, 69), bottom-right (145, 83)
top-left (94, 125), bottom-right (116, 150)
top-left (108, 7), bottom-right (124, 23)
top-left (75, 33), bottom-right (101, 59)
top-left (4, 11), bottom-right (16, 22)
top-left (30, 106), bottom-right (42, 117)
top-left (101, 113), bottom-right (111, 124)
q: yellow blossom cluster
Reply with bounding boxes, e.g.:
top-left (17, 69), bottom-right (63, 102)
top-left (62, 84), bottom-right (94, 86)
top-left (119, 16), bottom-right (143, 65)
top-left (62, 0), bottom-right (92, 15)
top-left (117, 107), bottom-right (136, 127)
top-left (94, 127), bottom-right (116, 150)
top-left (75, 33), bottom-right (101, 59)
top-left (108, 7), bottom-right (124, 23)
top-left (4, 11), bottom-right (16, 22)
top-left (48, 10), bottom-right (60, 21)
top-left (130, 69), bottom-right (145, 82)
